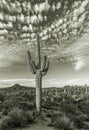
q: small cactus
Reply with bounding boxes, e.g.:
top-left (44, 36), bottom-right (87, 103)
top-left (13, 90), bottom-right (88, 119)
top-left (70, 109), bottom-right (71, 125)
top-left (27, 34), bottom-right (49, 114)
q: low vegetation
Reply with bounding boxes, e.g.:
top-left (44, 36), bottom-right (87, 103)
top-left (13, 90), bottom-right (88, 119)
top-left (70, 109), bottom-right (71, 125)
top-left (0, 108), bottom-right (34, 130)
top-left (0, 84), bottom-right (89, 130)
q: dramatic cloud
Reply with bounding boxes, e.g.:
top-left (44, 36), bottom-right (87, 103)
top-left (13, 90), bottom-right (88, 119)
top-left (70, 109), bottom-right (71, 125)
top-left (0, 0), bottom-right (89, 70)
top-left (61, 33), bottom-right (89, 70)
top-left (0, 0), bottom-right (89, 43)
top-left (0, 41), bottom-right (27, 67)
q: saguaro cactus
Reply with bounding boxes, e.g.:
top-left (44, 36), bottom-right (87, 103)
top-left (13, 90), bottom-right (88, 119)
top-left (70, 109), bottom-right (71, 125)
top-left (85, 84), bottom-right (88, 94)
top-left (27, 34), bottom-right (49, 114)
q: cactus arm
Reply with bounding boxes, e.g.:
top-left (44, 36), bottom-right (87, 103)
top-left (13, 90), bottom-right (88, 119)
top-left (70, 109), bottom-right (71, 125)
top-left (42, 60), bottom-right (49, 76)
top-left (42, 70), bottom-right (48, 76)
top-left (28, 60), bottom-right (36, 74)
top-left (41, 55), bottom-right (47, 71)
top-left (27, 51), bottom-right (31, 60)
top-left (42, 60), bottom-right (49, 72)
top-left (27, 51), bottom-right (36, 74)
top-left (31, 60), bottom-right (37, 70)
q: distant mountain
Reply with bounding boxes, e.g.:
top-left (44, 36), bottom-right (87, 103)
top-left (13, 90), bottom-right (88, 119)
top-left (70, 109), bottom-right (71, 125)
top-left (0, 84), bottom-right (35, 93)
top-left (0, 79), bottom-right (88, 89)
top-left (0, 79), bottom-right (35, 88)
top-left (12, 84), bottom-right (27, 90)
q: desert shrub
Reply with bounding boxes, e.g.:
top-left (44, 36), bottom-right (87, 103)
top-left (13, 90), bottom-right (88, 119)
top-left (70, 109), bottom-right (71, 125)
top-left (0, 102), bottom-right (3, 112)
top-left (25, 111), bottom-right (35, 123)
top-left (73, 115), bottom-right (84, 128)
top-left (8, 108), bottom-right (34, 127)
top-left (0, 108), bottom-right (34, 129)
top-left (8, 108), bottom-right (28, 127)
top-left (0, 116), bottom-right (12, 130)
top-left (46, 110), bottom-right (64, 119)
top-left (19, 101), bottom-right (35, 110)
top-left (46, 113), bottom-right (53, 118)
top-left (2, 108), bottom-right (10, 115)
top-left (83, 122), bottom-right (89, 129)
top-left (2, 99), bottom-right (14, 111)
top-left (72, 114), bottom-right (88, 129)
top-left (2, 93), bottom-right (35, 112)
top-left (0, 93), bottom-right (4, 102)
top-left (2, 101), bottom-right (16, 115)
top-left (50, 114), bottom-right (75, 130)
top-left (60, 103), bottom-right (79, 115)
top-left (78, 101), bottom-right (89, 114)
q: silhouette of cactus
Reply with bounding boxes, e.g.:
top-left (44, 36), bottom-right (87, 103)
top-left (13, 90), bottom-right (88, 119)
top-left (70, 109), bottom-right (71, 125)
top-left (27, 34), bottom-right (49, 114)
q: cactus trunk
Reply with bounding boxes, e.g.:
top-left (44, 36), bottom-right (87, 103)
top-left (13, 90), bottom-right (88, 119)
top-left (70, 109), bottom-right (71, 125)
top-left (36, 34), bottom-right (42, 114)
top-left (36, 33), bottom-right (41, 69)
top-left (36, 70), bottom-right (42, 114)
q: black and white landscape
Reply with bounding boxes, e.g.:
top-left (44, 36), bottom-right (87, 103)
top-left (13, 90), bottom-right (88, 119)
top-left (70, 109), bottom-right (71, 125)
top-left (0, 0), bottom-right (89, 130)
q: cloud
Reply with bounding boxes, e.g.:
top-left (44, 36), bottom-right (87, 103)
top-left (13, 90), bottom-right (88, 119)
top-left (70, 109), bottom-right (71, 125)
top-left (61, 32), bottom-right (89, 70)
top-left (0, 32), bottom-right (89, 70)
top-left (74, 58), bottom-right (84, 71)
top-left (0, 40), bottom-right (28, 67)
top-left (0, 0), bottom-right (89, 71)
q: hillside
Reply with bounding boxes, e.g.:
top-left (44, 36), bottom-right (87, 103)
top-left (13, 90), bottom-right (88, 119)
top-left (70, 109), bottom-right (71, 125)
top-left (0, 84), bottom-right (35, 93)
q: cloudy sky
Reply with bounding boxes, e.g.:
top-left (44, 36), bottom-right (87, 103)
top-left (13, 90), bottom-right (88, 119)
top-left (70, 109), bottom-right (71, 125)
top-left (0, 0), bottom-right (89, 87)
top-left (0, 50), bottom-right (89, 88)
